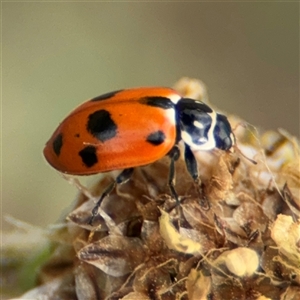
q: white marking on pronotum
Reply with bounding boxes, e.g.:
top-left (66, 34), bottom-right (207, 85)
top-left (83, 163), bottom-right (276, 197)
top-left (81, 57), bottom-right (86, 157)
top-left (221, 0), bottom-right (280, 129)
top-left (181, 131), bottom-right (194, 146)
top-left (193, 120), bottom-right (204, 129)
top-left (190, 110), bottom-right (217, 151)
top-left (164, 107), bottom-right (176, 126)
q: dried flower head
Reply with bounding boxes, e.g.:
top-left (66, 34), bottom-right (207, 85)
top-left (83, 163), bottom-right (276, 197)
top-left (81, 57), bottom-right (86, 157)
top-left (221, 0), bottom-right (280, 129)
top-left (5, 78), bottom-right (299, 300)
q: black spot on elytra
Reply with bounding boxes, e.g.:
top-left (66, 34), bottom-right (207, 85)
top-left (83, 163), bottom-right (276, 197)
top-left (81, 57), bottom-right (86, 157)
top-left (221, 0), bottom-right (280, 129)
top-left (90, 90), bottom-right (122, 102)
top-left (52, 133), bottom-right (63, 156)
top-left (79, 145), bottom-right (98, 167)
top-left (139, 96), bottom-right (174, 109)
top-left (74, 133), bottom-right (80, 138)
top-left (146, 130), bottom-right (166, 146)
top-left (87, 110), bottom-right (117, 142)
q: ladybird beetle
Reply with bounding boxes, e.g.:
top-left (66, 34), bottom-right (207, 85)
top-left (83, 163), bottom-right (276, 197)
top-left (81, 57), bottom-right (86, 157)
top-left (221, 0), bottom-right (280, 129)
top-left (44, 87), bottom-right (235, 224)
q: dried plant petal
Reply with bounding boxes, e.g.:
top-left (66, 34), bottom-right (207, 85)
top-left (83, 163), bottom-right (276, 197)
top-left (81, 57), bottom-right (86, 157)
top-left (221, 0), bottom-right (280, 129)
top-left (68, 198), bottom-right (108, 231)
top-left (74, 263), bottom-right (98, 300)
top-left (233, 202), bottom-right (268, 234)
top-left (186, 269), bottom-right (212, 300)
top-left (214, 247), bottom-right (259, 277)
top-left (214, 215), bottom-right (249, 246)
top-left (282, 183), bottom-right (300, 217)
top-left (78, 236), bottom-right (146, 277)
top-left (280, 286), bottom-right (300, 300)
top-left (121, 292), bottom-right (150, 300)
top-left (159, 209), bottom-right (202, 254)
top-left (271, 214), bottom-right (300, 265)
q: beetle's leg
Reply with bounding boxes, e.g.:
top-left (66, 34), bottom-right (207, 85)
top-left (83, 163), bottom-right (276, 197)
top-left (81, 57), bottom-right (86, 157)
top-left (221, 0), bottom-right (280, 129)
top-left (89, 168), bottom-right (134, 225)
top-left (184, 144), bottom-right (210, 210)
top-left (168, 146), bottom-right (180, 206)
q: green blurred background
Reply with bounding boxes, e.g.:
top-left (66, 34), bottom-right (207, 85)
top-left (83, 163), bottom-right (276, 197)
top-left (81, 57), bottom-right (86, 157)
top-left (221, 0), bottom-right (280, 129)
top-left (2, 2), bottom-right (299, 229)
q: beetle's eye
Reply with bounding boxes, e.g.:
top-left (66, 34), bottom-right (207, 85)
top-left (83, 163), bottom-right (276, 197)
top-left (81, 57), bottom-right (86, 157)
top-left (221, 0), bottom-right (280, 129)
top-left (213, 114), bottom-right (233, 151)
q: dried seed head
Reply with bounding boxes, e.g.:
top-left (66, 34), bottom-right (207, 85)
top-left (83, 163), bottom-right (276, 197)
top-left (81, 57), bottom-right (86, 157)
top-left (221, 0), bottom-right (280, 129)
top-left (7, 78), bottom-right (299, 299)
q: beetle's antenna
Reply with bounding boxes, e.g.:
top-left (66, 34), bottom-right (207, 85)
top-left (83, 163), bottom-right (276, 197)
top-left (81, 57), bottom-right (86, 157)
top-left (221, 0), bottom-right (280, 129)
top-left (230, 122), bottom-right (257, 165)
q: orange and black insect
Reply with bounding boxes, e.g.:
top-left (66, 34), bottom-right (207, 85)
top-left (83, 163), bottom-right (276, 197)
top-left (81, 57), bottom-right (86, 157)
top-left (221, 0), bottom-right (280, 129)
top-left (44, 87), bottom-right (234, 223)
